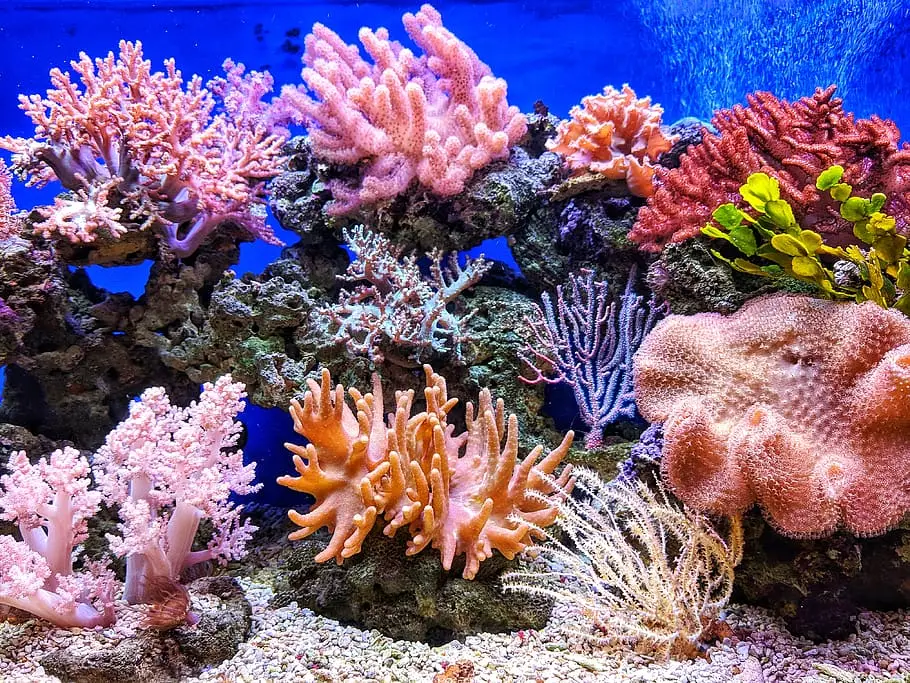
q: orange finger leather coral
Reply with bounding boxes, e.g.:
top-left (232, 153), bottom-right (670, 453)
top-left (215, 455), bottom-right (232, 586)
top-left (547, 84), bottom-right (676, 197)
top-left (632, 293), bottom-right (910, 538)
top-left (279, 366), bottom-right (575, 579)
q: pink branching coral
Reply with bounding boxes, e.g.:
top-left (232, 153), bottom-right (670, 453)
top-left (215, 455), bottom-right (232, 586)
top-left (629, 86), bottom-right (910, 252)
top-left (0, 448), bottom-right (115, 628)
top-left (326, 225), bottom-right (490, 363)
top-left (0, 41), bottom-right (287, 257)
top-left (279, 366), bottom-right (575, 579)
top-left (0, 161), bottom-right (21, 240)
top-left (93, 375), bottom-right (261, 604)
top-left (633, 293), bottom-right (910, 537)
top-left (279, 4), bottom-right (527, 214)
top-left (547, 85), bottom-right (676, 197)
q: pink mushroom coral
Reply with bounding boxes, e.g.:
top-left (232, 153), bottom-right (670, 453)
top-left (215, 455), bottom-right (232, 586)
top-left (633, 293), bottom-right (910, 537)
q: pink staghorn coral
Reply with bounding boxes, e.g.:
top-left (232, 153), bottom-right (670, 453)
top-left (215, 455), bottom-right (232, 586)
top-left (0, 448), bottom-right (115, 628)
top-left (279, 366), bottom-right (574, 579)
top-left (547, 85), bottom-right (676, 197)
top-left (93, 375), bottom-right (261, 604)
top-left (633, 294), bottom-right (910, 537)
top-left (279, 4), bottom-right (527, 214)
top-left (0, 41), bottom-right (286, 257)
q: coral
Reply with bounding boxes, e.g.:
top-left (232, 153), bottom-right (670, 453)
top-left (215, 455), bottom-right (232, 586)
top-left (617, 422), bottom-right (664, 482)
top-left (630, 86), bottom-right (910, 253)
top-left (326, 226), bottom-right (490, 363)
top-left (278, 4), bottom-right (527, 214)
top-left (520, 268), bottom-right (664, 448)
top-left (0, 448), bottom-right (116, 627)
top-left (39, 576), bottom-right (252, 680)
top-left (501, 468), bottom-right (743, 660)
top-left (702, 166), bottom-right (910, 313)
top-left (0, 41), bottom-right (286, 258)
top-left (93, 375), bottom-right (261, 603)
top-left (633, 293), bottom-right (910, 537)
top-left (0, 161), bottom-right (21, 240)
top-left (279, 366), bottom-right (574, 579)
top-left (547, 85), bottom-right (676, 197)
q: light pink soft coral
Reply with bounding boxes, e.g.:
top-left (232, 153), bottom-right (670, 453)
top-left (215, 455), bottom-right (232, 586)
top-left (279, 4), bottom-right (527, 214)
top-left (0, 448), bottom-right (115, 627)
top-left (0, 41), bottom-right (286, 256)
top-left (93, 375), bottom-right (261, 604)
top-left (632, 294), bottom-right (910, 538)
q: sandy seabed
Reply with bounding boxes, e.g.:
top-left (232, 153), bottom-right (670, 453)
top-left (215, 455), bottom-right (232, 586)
top-left (1, 574), bottom-right (909, 683)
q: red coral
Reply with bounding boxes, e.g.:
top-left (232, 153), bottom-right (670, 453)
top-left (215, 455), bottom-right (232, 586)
top-left (633, 293), bottom-right (910, 538)
top-left (629, 86), bottom-right (910, 252)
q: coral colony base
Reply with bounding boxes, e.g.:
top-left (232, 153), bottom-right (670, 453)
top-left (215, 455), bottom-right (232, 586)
top-left (2, 2), bottom-right (910, 682)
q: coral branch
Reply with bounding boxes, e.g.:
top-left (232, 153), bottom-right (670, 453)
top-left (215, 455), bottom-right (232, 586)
top-left (520, 268), bottom-right (664, 448)
top-left (278, 4), bottom-right (526, 214)
top-left (630, 86), bottom-right (910, 252)
top-left (93, 375), bottom-right (261, 604)
top-left (280, 366), bottom-right (574, 578)
top-left (1, 41), bottom-right (287, 256)
top-left (325, 225), bottom-right (490, 363)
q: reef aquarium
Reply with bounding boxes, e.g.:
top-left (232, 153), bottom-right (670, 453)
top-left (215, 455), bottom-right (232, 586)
top-left (2, 0), bottom-right (910, 680)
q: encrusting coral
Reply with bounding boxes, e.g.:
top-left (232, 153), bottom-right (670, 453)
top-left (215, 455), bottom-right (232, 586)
top-left (630, 85), bottom-right (910, 252)
top-left (279, 366), bottom-right (575, 579)
top-left (547, 84), bottom-right (676, 197)
top-left (633, 293), bottom-right (910, 538)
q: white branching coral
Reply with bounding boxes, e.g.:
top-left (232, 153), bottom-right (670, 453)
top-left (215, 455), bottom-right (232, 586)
top-left (325, 225), bottom-right (491, 363)
top-left (501, 468), bottom-right (743, 660)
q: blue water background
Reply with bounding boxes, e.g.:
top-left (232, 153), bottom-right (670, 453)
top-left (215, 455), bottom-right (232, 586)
top-left (1, 0), bottom-right (910, 500)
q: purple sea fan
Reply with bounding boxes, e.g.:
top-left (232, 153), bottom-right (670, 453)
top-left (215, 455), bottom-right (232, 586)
top-left (520, 267), bottom-right (665, 448)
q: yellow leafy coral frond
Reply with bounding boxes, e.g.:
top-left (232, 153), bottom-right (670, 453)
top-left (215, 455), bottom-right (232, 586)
top-left (279, 365), bottom-right (575, 578)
